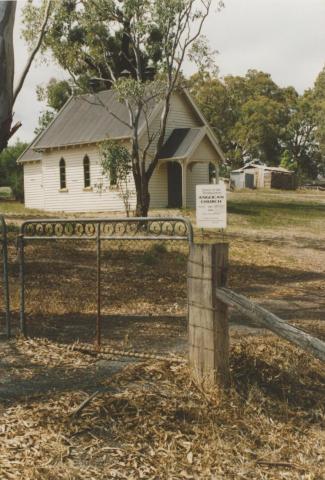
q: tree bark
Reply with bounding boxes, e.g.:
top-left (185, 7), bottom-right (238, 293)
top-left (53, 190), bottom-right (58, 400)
top-left (135, 175), bottom-right (150, 217)
top-left (0, 1), bottom-right (16, 154)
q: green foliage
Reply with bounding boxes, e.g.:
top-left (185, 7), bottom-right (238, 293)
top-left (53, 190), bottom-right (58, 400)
top-left (232, 95), bottom-right (285, 165)
top-left (100, 140), bottom-right (134, 215)
top-left (141, 251), bottom-right (158, 266)
top-left (0, 187), bottom-right (11, 199)
top-left (150, 243), bottom-right (167, 255)
top-left (34, 79), bottom-right (72, 135)
top-left (189, 68), bottom-right (325, 179)
top-left (101, 140), bottom-right (132, 183)
top-left (282, 90), bottom-right (321, 179)
top-left (34, 110), bottom-right (55, 136)
top-left (22, 0), bottom-right (164, 90)
top-left (312, 66), bottom-right (325, 176)
top-left (36, 78), bottom-right (72, 111)
top-left (0, 140), bottom-right (27, 201)
top-left (280, 150), bottom-right (297, 172)
top-left (189, 70), bottom-right (290, 167)
top-left (188, 36), bottom-right (218, 75)
top-left (23, 0), bottom-right (218, 216)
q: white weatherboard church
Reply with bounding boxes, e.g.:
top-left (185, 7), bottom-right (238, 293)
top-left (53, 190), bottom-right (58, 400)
top-left (18, 89), bottom-right (225, 213)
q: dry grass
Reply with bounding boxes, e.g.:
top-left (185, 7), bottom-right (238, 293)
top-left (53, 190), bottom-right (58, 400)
top-left (0, 335), bottom-right (324, 479)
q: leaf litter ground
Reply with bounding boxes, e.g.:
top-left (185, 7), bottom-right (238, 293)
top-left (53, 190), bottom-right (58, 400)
top-left (0, 194), bottom-right (324, 478)
top-left (0, 333), bottom-right (324, 480)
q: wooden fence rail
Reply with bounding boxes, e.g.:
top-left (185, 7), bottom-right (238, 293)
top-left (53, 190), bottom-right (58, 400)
top-left (215, 287), bottom-right (325, 363)
top-left (188, 243), bottom-right (325, 387)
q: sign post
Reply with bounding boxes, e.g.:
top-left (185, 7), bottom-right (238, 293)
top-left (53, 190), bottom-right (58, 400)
top-left (196, 184), bottom-right (227, 231)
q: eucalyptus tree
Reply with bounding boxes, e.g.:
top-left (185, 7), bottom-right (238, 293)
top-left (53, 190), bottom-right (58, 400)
top-left (0, 2), bottom-right (16, 153)
top-left (22, 0), bottom-right (164, 91)
top-left (282, 90), bottom-right (321, 179)
top-left (313, 66), bottom-right (325, 175)
top-left (111, 0), bottom-right (220, 216)
top-left (0, 1), bottom-right (52, 154)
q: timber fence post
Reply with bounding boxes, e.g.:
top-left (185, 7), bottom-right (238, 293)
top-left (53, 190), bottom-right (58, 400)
top-left (188, 243), bottom-right (230, 388)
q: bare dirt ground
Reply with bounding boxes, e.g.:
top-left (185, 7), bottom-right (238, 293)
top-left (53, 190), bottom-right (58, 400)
top-left (0, 191), bottom-right (324, 479)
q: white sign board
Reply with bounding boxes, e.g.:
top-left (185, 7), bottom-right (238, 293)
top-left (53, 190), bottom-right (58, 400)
top-left (196, 184), bottom-right (227, 229)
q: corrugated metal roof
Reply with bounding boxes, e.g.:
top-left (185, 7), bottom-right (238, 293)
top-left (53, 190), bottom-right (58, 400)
top-left (33, 90), bottom-right (156, 150)
top-left (158, 128), bottom-right (202, 159)
top-left (18, 146), bottom-right (42, 163)
top-left (232, 163), bottom-right (291, 174)
top-left (264, 166), bottom-right (291, 173)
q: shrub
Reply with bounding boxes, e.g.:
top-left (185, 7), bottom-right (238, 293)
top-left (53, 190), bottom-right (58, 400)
top-left (150, 243), bottom-right (167, 255)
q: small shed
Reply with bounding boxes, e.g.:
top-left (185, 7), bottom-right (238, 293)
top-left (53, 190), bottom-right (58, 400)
top-left (230, 162), bottom-right (296, 190)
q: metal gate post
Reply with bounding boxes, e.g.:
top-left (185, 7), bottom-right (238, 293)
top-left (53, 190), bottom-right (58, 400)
top-left (18, 234), bottom-right (26, 336)
top-left (96, 222), bottom-right (101, 348)
top-left (1, 216), bottom-right (10, 337)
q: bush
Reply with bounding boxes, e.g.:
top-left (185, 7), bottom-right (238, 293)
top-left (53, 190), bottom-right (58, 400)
top-left (150, 243), bottom-right (167, 255)
top-left (0, 141), bottom-right (26, 202)
top-left (141, 251), bottom-right (158, 266)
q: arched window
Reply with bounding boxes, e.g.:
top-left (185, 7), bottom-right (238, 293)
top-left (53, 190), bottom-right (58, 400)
top-left (59, 158), bottom-right (66, 189)
top-left (83, 155), bottom-right (91, 188)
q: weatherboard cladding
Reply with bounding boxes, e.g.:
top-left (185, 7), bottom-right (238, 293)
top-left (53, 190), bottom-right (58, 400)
top-left (23, 162), bottom-right (44, 209)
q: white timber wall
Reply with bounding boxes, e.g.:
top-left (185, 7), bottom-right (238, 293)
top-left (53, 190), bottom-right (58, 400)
top-left (23, 93), bottom-right (216, 212)
top-left (142, 92), bottom-right (203, 158)
top-left (149, 163), bottom-right (168, 208)
top-left (166, 93), bottom-right (202, 134)
top-left (37, 145), bottom-right (137, 213)
top-left (146, 92), bottom-right (207, 208)
top-left (185, 137), bottom-right (216, 208)
top-left (24, 161), bottom-right (44, 209)
top-left (186, 164), bottom-right (210, 208)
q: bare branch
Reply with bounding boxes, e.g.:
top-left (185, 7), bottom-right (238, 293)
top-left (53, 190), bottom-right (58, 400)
top-left (82, 95), bottom-right (133, 130)
top-left (146, 0), bottom-right (212, 180)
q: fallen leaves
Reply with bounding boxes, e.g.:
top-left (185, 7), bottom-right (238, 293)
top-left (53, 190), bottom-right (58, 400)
top-left (0, 334), bottom-right (324, 479)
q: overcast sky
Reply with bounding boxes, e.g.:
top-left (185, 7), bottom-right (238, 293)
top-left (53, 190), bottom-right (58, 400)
top-left (12, 0), bottom-right (325, 144)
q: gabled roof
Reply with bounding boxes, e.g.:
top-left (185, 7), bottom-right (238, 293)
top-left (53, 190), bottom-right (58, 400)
top-left (33, 90), bottom-right (139, 150)
top-left (17, 145), bottom-right (42, 163)
top-left (158, 128), bottom-right (202, 159)
top-left (232, 163), bottom-right (291, 173)
top-left (17, 88), bottom-right (225, 163)
top-left (17, 130), bottom-right (44, 163)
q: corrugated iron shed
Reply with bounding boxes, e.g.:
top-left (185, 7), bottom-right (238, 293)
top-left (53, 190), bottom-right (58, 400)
top-left (232, 163), bottom-right (291, 174)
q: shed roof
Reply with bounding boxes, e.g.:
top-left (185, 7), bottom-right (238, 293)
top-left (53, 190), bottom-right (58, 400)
top-left (231, 163), bottom-right (291, 174)
top-left (158, 128), bottom-right (202, 159)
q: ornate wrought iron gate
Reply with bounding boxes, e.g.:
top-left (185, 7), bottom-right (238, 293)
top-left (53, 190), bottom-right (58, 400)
top-left (0, 216), bottom-right (10, 337)
top-left (18, 217), bottom-right (193, 344)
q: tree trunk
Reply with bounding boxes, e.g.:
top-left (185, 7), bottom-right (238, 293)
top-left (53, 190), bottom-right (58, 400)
top-left (135, 176), bottom-right (150, 217)
top-left (0, 1), bottom-right (16, 154)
